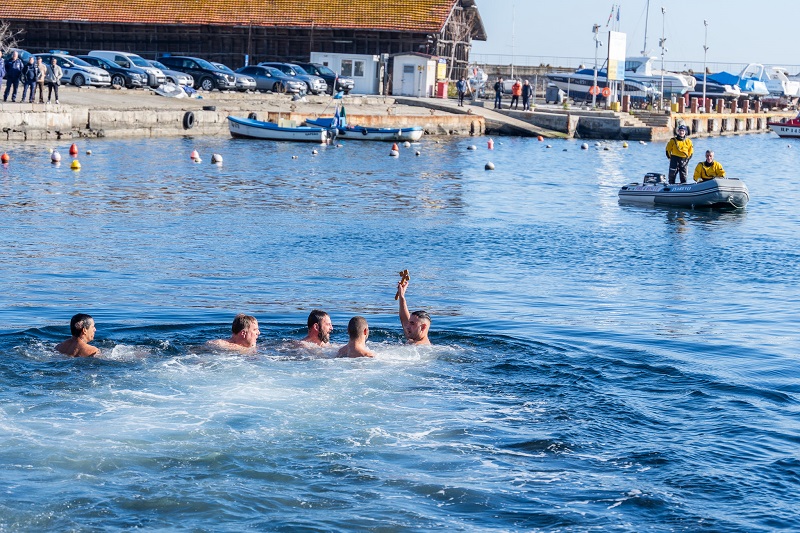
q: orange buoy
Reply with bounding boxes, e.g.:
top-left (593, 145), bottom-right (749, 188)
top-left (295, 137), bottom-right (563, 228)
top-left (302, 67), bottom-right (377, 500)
top-left (190, 149), bottom-right (200, 161)
top-left (391, 143), bottom-right (399, 151)
top-left (69, 143), bottom-right (78, 156)
top-left (0, 153), bottom-right (9, 164)
top-left (487, 138), bottom-right (494, 150)
top-left (537, 135), bottom-right (544, 142)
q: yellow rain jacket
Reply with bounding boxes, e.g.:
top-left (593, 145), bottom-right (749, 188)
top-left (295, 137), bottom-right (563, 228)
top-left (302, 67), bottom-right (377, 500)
top-left (665, 137), bottom-right (693, 159)
top-left (693, 161), bottom-right (726, 181)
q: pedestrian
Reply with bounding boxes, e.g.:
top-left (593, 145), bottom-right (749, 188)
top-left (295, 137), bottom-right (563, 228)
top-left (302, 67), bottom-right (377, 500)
top-left (456, 76), bottom-right (468, 107)
top-left (21, 57), bottom-right (38, 103)
top-left (45, 57), bottom-right (63, 105)
top-left (4, 51), bottom-right (24, 102)
top-left (521, 80), bottom-right (533, 111)
top-left (493, 77), bottom-right (503, 109)
top-left (510, 79), bottom-right (522, 110)
top-left (34, 57), bottom-right (46, 104)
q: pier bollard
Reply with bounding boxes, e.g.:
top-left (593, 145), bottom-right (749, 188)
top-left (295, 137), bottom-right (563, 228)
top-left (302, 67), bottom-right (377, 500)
top-left (742, 100), bottom-right (749, 113)
top-left (690, 98), bottom-right (699, 113)
top-left (716, 99), bottom-right (725, 114)
top-left (730, 99), bottom-right (738, 114)
top-left (621, 95), bottom-right (630, 112)
top-left (678, 98), bottom-right (686, 113)
top-left (753, 100), bottom-right (761, 113)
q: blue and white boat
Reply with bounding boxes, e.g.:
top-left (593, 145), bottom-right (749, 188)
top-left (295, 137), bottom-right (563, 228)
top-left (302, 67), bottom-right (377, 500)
top-left (546, 68), bottom-right (656, 103)
top-left (305, 106), bottom-right (424, 142)
top-left (227, 115), bottom-right (329, 142)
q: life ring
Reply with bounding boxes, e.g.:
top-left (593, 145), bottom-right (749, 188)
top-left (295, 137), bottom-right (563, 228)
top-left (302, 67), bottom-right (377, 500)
top-left (182, 111), bottom-right (195, 130)
top-left (247, 112), bottom-right (257, 120)
top-left (601, 87), bottom-right (611, 98)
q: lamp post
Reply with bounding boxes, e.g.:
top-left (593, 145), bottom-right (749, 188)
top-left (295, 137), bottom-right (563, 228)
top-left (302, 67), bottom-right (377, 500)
top-left (659, 7), bottom-right (667, 110)
top-left (592, 24), bottom-right (601, 108)
top-left (702, 20), bottom-right (709, 112)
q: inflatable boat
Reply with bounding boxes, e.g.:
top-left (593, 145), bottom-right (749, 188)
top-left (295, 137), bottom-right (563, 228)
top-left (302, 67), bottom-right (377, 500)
top-left (618, 173), bottom-right (749, 209)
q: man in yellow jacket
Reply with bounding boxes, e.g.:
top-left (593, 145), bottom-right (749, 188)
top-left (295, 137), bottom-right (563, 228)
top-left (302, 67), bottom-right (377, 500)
top-left (693, 150), bottom-right (726, 182)
top-left (665, 125), bottom-right (693, 184)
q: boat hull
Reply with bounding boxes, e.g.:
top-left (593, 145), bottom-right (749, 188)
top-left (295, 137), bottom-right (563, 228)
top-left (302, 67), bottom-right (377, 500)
top-left (767, 120), bottom-right (800, 139)
top-left (227, 116), bottom-right (328, 142)
top-left (618, 178), bottom-right (749, 208)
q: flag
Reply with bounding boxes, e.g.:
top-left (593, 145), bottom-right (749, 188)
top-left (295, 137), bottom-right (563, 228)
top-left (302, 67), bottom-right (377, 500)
top-left (331, 106), bottom-right (340, 129)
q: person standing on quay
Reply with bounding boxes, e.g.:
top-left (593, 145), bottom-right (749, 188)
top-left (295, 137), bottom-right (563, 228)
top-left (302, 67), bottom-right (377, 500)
top-left (456, 76), bottom-right (469, 107)
top-left (510, 79), bottom-right (522, 110)
top-left (521, 79), bottom-right (533, 111)
top-left (4, 50), bottom-right (24, 102)
top-left (665, 125), bottom-right (693, 184)
top-left (34, 57), bottom-right (46, 104)
top-left (21, 56), bottom-right (37, 103)
top-left (494, 77), bottom-right (503, 109)
top-left (46, 57), bottom-right (62, 104)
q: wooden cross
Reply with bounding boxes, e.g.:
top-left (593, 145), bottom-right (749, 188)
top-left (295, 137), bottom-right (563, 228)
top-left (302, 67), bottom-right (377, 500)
top-left (394, 269), bottom-right (410, 300)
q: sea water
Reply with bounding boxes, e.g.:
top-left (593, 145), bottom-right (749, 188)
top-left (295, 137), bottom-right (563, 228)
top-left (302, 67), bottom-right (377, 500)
top-left (1, 133), bottom-right (798, 531)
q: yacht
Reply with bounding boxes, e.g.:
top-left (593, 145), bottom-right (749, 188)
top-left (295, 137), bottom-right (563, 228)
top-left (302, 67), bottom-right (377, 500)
top-left (546, 68), bottom-right (656, 103)
top-left (624, 56), bottom-right (696, 98)
top-left (739, 64), bottom-right (800, 98)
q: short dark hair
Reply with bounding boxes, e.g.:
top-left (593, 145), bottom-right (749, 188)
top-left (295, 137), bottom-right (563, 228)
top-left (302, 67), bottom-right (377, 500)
top-left (347, 316), bottom-right (368, 338)
top-left (411, 310), bottom-right (431, 324)
top-left (307, 309), bottom-right (329, 330)
top-left (232, 314), bottom-right (257, 334)
top-left (70, 314), bottom-right (94, 337)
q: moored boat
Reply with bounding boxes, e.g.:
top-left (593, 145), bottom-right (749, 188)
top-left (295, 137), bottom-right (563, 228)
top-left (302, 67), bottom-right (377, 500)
top-left (227, 116), bottom-right (329, 142)
top-left (305, 105), bottom-right (424, 142)
top-left (767, 111), bottom-right (800, 139)
top-left (618, 172), bottom-right (749, 209)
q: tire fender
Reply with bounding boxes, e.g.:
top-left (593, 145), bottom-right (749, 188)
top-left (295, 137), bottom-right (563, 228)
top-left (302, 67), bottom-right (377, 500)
top-left (183, 111), bottom-right (195, 130)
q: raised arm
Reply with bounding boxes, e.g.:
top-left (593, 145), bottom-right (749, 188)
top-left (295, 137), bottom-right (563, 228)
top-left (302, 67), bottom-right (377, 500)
top-left (397, 280), bottom-right (411, 330)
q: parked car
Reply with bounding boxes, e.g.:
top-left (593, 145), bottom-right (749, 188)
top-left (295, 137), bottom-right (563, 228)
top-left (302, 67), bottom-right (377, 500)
top-left (32, 53), bottom-right (111, 87)
top-left (157, 56), bottom-right (236, 91)
top-left (78, 55), bottom-right (147, 88)
top-left (2, 48), bottom-right (32, 65)
top-left (211, 62), bottom-right (256, 92)
top-left (295, 62), bottom-right (355, 95)
top-left (257, 62), bottom-right (327, 95)
top-left (146, 59), bottom-right (194, 87)
top-left (235, 65), bottom-right (306, 94)
top-left (87, 51), bottom-right (165, 88)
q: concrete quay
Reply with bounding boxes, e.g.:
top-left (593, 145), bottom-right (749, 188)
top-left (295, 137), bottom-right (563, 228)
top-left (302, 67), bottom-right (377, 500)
top-left (0, 86), bottom-right (485, 141)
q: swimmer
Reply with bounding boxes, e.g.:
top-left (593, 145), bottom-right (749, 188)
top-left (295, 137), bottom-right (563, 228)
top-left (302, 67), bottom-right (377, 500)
top-left (396, 279), bottom-right (431, 345)
top-left (55, 313), bottom-right (99, 357)
top-left (299, 309), bottom-right (333, 346)
top-left (207, 313), bottom-right (260, 353)
top-left (337, 316), bottom-right (375, 358)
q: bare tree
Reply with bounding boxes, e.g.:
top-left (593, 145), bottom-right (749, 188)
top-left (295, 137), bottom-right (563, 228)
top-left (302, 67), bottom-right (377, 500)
top-left (0, 21), bottom-right (24, 57)
top-left (440, 5), bottom-right (478, 81)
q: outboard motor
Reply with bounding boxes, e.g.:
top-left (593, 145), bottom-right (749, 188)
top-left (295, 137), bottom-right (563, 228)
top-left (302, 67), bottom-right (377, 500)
top-left (642, 172), bottom-right (666, 185)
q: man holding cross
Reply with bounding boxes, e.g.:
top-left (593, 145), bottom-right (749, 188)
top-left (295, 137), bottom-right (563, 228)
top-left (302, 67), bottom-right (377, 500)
top-left (396, 275), bottom-right (431, 345)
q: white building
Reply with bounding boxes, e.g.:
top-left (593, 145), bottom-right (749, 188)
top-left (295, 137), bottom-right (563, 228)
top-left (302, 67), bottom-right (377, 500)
top-left (309, 52), bottom-right (381, 94)
top-left (391, 53), bottom-right (439, 97)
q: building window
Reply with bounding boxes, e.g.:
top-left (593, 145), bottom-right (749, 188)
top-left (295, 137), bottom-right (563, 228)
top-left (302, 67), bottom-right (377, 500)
top-left (341, 60), bottom-right (366, 78)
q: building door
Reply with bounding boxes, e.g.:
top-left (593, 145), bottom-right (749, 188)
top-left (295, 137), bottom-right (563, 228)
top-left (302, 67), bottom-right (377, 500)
top-left (401, 65), bottom-right (415, 96)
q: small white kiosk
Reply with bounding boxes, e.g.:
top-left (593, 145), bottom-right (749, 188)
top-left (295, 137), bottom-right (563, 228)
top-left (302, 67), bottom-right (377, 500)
top-left (391, 53), bottom-right (438, 97)
top-left (309, 52), bottom-right (380, 94)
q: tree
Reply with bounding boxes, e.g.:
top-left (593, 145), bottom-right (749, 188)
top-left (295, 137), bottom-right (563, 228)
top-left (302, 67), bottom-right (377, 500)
top-left (0, 21), bottom-right (23, 57)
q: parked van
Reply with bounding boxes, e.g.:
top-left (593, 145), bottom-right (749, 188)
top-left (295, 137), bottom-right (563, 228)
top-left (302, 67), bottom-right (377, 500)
top-left (88, 51), bottom-right (166, 88)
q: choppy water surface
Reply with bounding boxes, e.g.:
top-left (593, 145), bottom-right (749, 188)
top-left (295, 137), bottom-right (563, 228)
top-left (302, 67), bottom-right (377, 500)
top-left (1, 133), bottom-right (798, 531)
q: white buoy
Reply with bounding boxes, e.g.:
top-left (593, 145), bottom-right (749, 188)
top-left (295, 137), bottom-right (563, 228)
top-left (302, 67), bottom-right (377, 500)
top-left (211, 153), bottom-right (223, 164)
top-left (639, 141), bottom-right (647, 145)
top-left (312, 150), bottom-right (318, 155)
top-left (415, 151), bottom-right (421, 156)
top-left (390, 150), bottom-right (399, 157)
top-left (546, 145), bottom-right (552, 148)
top-left (603, 147), bottom-right (610, 151)
top-left (86, 150), bottom-right (92, 155)
top-left (467, 145), bottom-right (477, 151)
top-left (51, 151), bottom-right (61, 162)
top-left (485, 162), bottom-right (495, 170)
top-left (292, 155), bottom-right (298, 159)
top-left (581, 143), bottom-right (589, 150)
top-left (403, 141), bottom-right (411, 148)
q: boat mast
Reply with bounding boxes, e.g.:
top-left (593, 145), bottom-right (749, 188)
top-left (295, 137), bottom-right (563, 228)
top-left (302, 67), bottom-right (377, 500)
top-left (641, 0), bottom-right (650, 55)
top-left (510, 2), bottom-right (515, 79)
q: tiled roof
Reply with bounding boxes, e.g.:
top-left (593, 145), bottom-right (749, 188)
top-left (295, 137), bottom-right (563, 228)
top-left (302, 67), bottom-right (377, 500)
top-left (0, 0), bottom-right (459, 33)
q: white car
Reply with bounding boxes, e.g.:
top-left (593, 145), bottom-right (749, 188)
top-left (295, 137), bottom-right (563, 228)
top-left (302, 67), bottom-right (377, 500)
top-left (33, 53), bottom-right (111, 87)
top-left (88, 51), bottom-right (166, 88)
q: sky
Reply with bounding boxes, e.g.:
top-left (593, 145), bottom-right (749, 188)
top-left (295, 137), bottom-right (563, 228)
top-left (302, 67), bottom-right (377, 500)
top-left (471, 0), bottom-right (799, 72)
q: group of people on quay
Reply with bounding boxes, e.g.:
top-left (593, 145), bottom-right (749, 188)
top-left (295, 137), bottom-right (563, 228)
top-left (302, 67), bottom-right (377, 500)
top-left (55, 280), bottom-right (431, 359)
top-left (665, 124), bottom-right (726, 184)
top-left (490, 77), bottom-right (533, 111)
top-left (1, 51), bottom-right (63, 104)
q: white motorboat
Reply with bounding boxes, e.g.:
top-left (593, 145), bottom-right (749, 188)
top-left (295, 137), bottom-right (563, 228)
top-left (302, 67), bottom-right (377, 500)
top-left (227, 116), bottom-right (329, 142)
top-left (739, 64), bottom-right (800, 98)
top-left (624, 56), bottom-right (696, 98)
top-left (546, 69), bottom-right (656, 103)
top-left (618, 172), bottom-right (749, 209)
